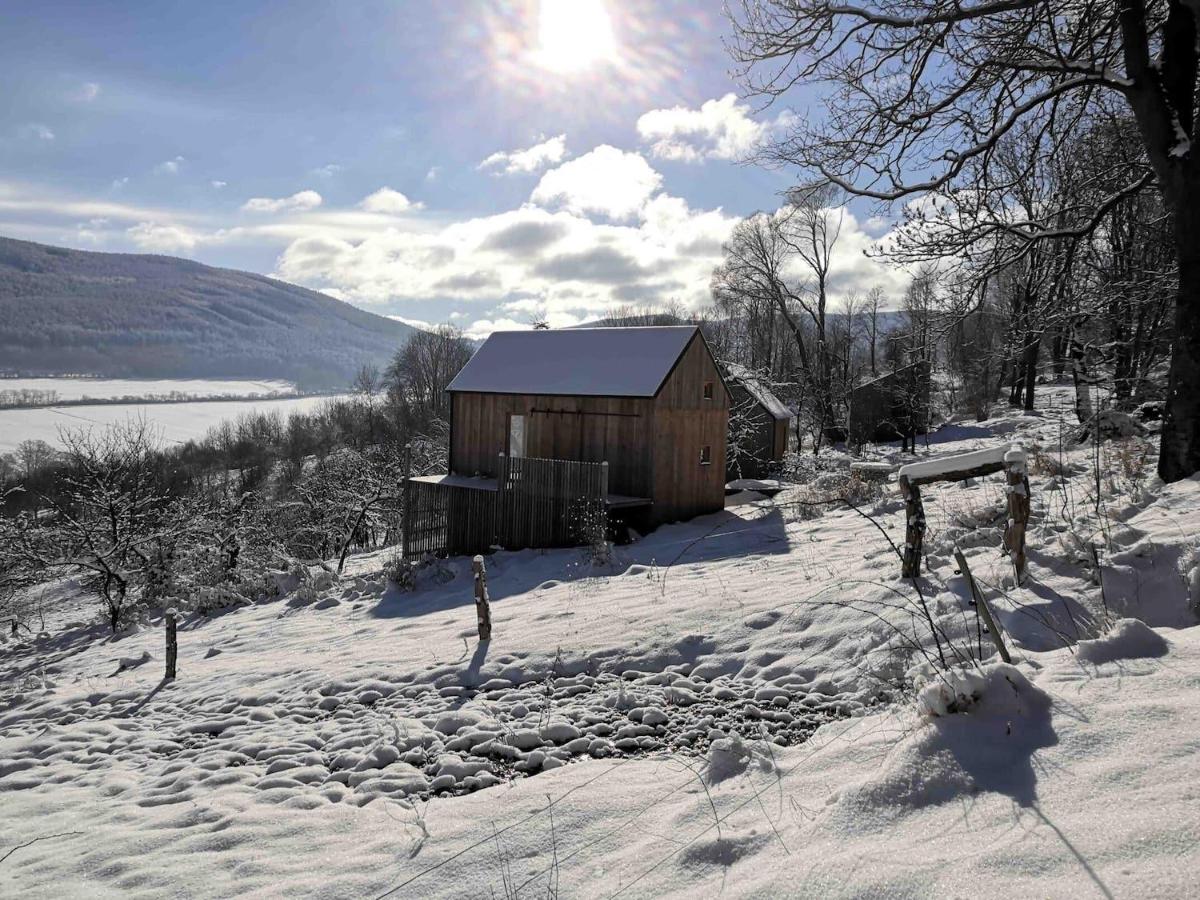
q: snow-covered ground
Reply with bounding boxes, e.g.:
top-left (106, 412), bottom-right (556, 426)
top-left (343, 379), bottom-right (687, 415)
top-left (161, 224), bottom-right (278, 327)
top-left (0, 394), bottom-right (347, 453)
top-left (2, 387), bottom-right (1198, 897)
top-left (0, 377), bottom-right (297, 403)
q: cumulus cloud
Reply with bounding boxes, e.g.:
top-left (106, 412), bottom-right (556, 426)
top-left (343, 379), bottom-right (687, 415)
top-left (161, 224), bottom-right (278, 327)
top-left (532, 245), bottom-right (656, 284)
top-left (17, 123), bottom-right (55, 141)
top-left (531, 146), bottom-right (662, 221)
top-left (388, 314), bottom-right (434, 329)
top-left (636, 93), bottom-right (792, 163)
top-left (479, 134), bottom-right (568, 176)
top-left (126, 221), bottom-right (202, 254)
top-left (478, 212), bottom-right (570, 255)
top-left (241, 189), bottom-right (323, 213)
top-left (358, 187), bottom-right (420, 214)
top-left (270, 187), bottom-right (737, 324)
top-left (155, 156), bottom-right (185, 175)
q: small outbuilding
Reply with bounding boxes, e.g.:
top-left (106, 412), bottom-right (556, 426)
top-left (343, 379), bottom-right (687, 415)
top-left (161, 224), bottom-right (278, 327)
top-left (723, 363), bottom-right (792, 480)
top-left (403, 326), bottom-right (731, 559)
top-left (847, 361), bottom-right (931, 450)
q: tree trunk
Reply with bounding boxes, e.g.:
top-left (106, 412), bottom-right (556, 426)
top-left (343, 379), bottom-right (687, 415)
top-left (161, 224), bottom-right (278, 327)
top-left (1159, 222), bottom-right (1200, 482)
top-left (1022, 335), bottom-right (1040, 413)
top-left (1070, 335), bottom-right (1094, 425)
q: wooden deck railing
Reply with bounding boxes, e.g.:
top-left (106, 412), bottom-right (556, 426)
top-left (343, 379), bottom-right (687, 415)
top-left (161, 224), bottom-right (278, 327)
top-left (402, 454), bottom-right (608, 560)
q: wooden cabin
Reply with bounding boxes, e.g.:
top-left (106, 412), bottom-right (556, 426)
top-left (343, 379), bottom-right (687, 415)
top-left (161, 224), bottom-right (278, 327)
top-left (443, 325), bottom-right (730, 529)
top-left (847, 361), bottom-right (931, 449)
top-left (724, 363), bottom-right (792, 480)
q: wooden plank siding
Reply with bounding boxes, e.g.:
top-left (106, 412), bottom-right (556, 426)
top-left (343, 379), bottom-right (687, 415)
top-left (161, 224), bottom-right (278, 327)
top-left (450, 393), bottom-right (653, 499)
top-left (448, 329), bottom-right (729, 529)
top-left (650, 333), bottom-right (729, 524)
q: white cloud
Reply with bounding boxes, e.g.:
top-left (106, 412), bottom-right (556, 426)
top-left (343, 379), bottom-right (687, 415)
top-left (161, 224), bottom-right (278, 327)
top-left (388, 314), bottom-right (434, 330)
top-left (17, 123), bottom-right (55, 141)
top-left (155, 156), bottom-right (185, 175)
top-left (211, 180), bottom-right (227, 189)
top-left (111, 177), bottom-right (129, 190)
top-left (461, 317), bottom-right (528, 340)
top-left (425, 166), bottom-right (442, 182)
top-left (358, 187), bottom-right (420, 214)
top-left (636, 93), bottom-right (791, 163)
top-left (310, 163), bottom-right (342, 178)
top-left (271, 189), bottom-right (738, 323)
top-left (241, 189), bottom-right (323, 213)
top-left (73, 82), bottom-right (101, 102)
top-left (531, 146), bottom-right (662, 221)
top-left (126, 221), bottom-right (202, 255)
top-left (479, 134), bottom-right (568, 176)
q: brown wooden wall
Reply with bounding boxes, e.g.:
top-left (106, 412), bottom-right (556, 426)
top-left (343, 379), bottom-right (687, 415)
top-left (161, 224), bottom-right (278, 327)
top-left (651, 334), bottom-right (729, 524)
top-left (726, 383), bottom-right (791, 480)
top-left (450, 392), bottom-right (654, 499)
top-left (772, 418), bottom-right (790, 460)
top-left (448, 331), bottom-right (729, 527)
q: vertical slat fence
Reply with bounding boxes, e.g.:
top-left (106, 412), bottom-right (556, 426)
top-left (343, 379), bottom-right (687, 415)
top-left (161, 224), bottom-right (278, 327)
top-left (401, 456), bottom-right (607, 561)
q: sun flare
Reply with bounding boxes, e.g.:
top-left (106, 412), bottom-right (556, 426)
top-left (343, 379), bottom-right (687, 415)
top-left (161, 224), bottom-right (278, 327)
top-left (533, 0), bottom-right (617, 73)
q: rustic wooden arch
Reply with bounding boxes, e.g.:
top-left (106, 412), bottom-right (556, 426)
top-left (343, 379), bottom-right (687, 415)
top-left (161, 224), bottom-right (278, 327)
top-left (896, 445), bottom-right (1030, 579)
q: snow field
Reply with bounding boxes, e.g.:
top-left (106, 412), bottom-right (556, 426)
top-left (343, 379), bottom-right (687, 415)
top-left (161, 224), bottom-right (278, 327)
top-left (2, 385), bottom-right (1199, 897)
top-left (0, 393), bottom-right (349, 452)
top-left (0, 377), bottom-right (296, 403)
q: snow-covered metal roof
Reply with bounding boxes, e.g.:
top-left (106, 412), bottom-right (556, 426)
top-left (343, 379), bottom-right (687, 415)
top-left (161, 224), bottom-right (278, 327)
top-left (446, 326), bottom-right (700, 397)
top-left (724, 363), bottom-right (793, 420)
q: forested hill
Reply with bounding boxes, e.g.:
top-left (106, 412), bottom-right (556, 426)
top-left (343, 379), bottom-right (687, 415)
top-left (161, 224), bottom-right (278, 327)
top-left (0, 236), bottom-right (417, 389)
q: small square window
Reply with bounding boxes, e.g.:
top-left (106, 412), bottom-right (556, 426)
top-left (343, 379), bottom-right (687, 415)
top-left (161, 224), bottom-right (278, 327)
top-left (700, 445), bottom-right (712, 465)
top-left (702, 381), bottom-right (714, 400)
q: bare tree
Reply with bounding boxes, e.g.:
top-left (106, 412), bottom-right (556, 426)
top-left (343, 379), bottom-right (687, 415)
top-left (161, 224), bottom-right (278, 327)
top-left (730, 0), bottom-right (1200, 481)
top-left (863, 287), bottom-right (886, 377)
top-left (18, 422), bottom-right (184, 632)
top-left (384, 325), bottom-right (474, 427)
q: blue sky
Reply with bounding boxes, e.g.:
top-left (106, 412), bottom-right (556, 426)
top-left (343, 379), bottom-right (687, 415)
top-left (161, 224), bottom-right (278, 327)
top-left (0, 0), bottom-right (906, 336)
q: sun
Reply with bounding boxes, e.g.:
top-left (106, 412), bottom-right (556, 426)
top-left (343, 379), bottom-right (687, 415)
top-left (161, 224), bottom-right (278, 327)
top-left (533, 0), bottom-right (617, 73)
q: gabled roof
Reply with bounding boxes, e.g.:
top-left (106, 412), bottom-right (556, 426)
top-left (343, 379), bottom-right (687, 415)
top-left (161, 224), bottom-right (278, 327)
top-left (447, 325), bottom-right (703, 397)
top-left (724, 363), bottom-right (793, 421)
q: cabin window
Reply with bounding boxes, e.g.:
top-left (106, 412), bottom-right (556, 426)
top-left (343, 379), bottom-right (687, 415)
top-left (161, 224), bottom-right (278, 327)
top-left (703, 381), bottom-right (714, 400)
top-left (508, 414), bottom-right (526, 458)
top-left (700, 444), bottom-right (712, 466)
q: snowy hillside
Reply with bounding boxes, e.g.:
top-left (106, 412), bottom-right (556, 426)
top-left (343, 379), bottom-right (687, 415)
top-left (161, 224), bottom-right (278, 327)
top-left (2, 386), bottom-right (1199, 898)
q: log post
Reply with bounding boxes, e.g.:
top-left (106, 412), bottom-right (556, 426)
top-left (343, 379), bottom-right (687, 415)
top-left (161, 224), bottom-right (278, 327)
top-left (953, 547), bottom-right (1012, 664)
top-left (1003, 445), bottom-right (1030, 581)
top-left (472, 555), bottom-right (492, 641)
top-left (165, 608), bottom-right (178, 680)
top-left (899, 474), bottom-right (925, 578)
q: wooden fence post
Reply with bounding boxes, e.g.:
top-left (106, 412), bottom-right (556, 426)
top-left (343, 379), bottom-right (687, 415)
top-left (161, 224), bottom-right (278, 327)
top-left (165, 608), bottom-right (178, 680)
top-left (472, 555), bottom-right (492, 641)
top-left (953, 547), bottom-right (1012, 664)
top-left (1004, 445), bottom-right (1030, 581)
top-left (899, 474), bottom-right (925, 578)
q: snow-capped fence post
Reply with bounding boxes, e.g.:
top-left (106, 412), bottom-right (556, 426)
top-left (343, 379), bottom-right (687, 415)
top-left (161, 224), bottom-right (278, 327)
top-left (1003, 446), bottom-right (1030, 582)
top-left (164, 608), bottom-right (178, 680)
top-left (472, 555), bottom-right (492, 642)
top-left (896, 443), bottom-right (1033, 581)
top-left (953, 547), bottom-right (1012, 664)
top-left (899, 474), bottom-right (925, 578)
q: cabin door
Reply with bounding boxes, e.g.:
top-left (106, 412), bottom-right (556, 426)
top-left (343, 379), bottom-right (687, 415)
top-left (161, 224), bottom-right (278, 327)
top-left (507, 414), bottom-right (526, 458)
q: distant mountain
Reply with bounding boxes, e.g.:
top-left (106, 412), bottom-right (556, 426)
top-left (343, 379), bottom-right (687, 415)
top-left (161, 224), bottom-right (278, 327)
top-left (0, 236), bottom-right (418, 389)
